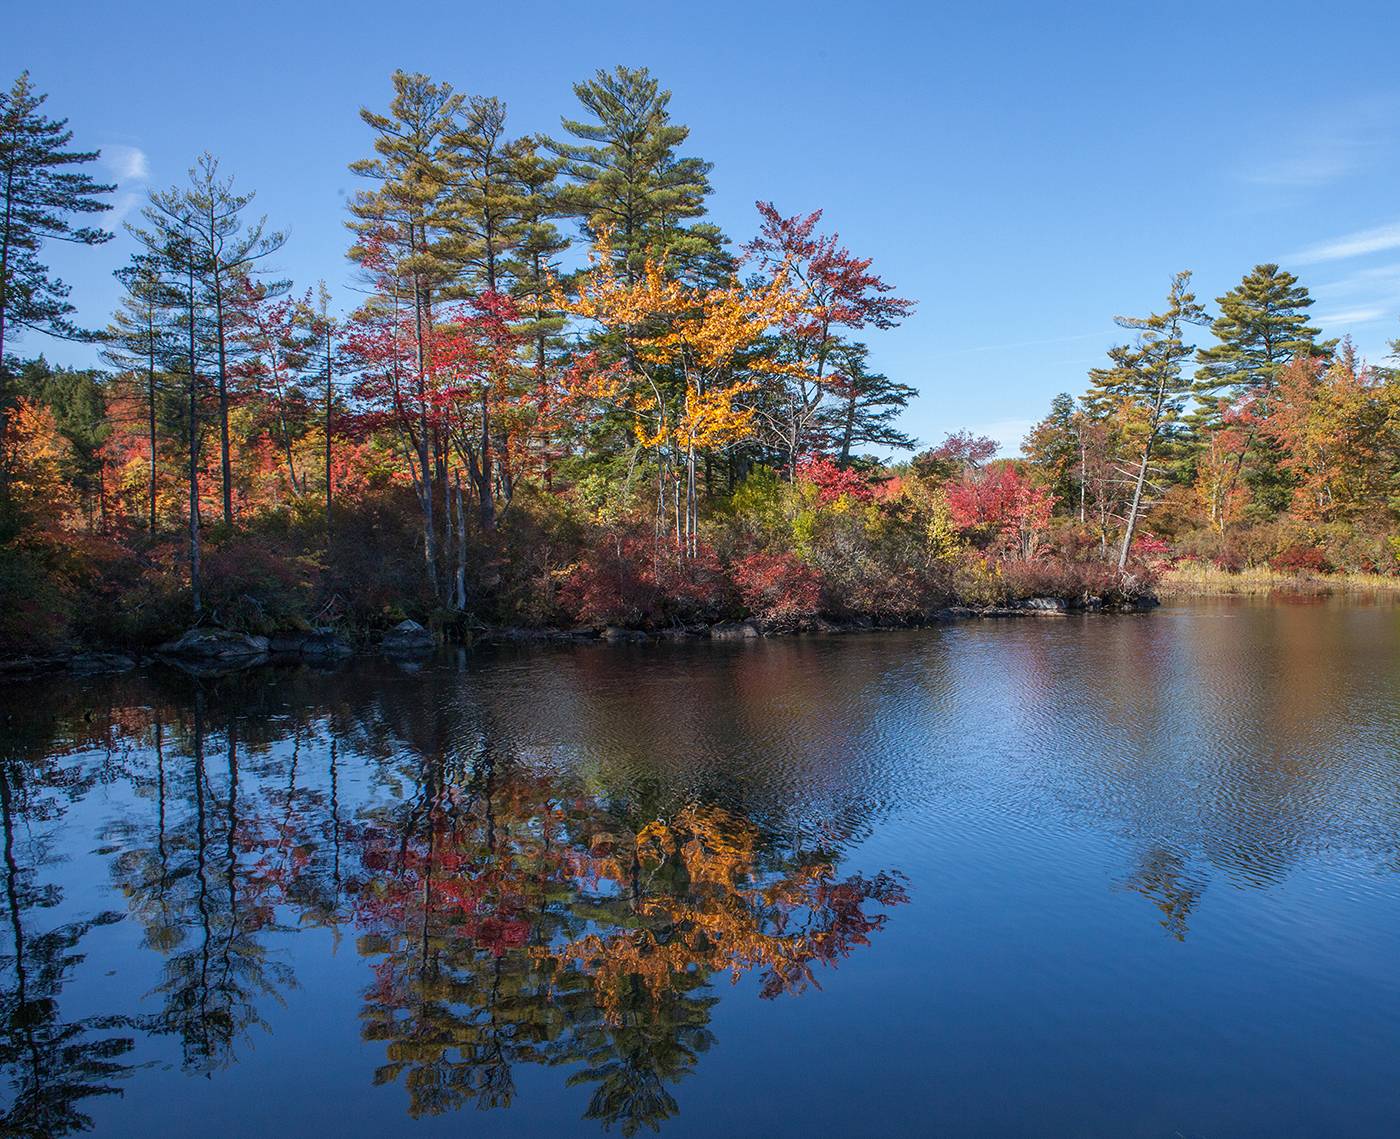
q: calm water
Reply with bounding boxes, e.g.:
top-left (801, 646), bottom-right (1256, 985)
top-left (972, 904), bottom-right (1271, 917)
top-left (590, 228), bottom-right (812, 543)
top-left (3, 598), bottom-right (1400, 1138)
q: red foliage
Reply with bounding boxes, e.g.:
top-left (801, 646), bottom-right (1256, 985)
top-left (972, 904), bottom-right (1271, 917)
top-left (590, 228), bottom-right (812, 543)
top-left (945, 464), bottom-right (1055, 558)
top-left (1130, 533), bottom-right (1173, 572)
top-left (1270, 544), bottom-right (1333, 575)
top-left (733, 551), bottom-right (823, 625)
top-left (746, 204), bottom-right (914, 335)
top-left (561, 532), bottom-right (730, 627)
top-left (795, 455), bottom-right (876, 503)
top-left (928, 431), bottom-right (998, 470)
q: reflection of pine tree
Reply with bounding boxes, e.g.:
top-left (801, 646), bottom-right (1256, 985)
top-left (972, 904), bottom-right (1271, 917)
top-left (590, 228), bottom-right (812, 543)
top-left (1122, 848), bottom-right (1204, 942)
top-left (563, 971), bottom-right (717, 1136)
top-left (0, 766), bottom-right (136, 1137)
top-left (106, 696), bottom-right (291, 1074)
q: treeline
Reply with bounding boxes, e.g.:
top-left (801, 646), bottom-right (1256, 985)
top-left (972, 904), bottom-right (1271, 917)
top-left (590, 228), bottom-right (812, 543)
top-left (1, 67), bottom-right (1395, 655)
top-left (1024, 265), bottom-right (1400, 578)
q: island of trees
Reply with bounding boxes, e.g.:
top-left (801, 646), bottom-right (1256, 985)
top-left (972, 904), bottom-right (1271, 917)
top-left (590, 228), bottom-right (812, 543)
top-left (2, 67), bottom-right (1399, 658)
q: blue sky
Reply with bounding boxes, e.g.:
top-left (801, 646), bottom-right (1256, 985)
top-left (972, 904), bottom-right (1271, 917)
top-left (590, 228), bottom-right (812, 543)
top-left (8, 0), bottom-right (1400, 453)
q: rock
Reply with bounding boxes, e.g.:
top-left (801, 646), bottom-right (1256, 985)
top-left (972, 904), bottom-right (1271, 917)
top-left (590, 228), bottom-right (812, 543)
top-left (1022, 597), bottom-right (1068, 614)
top-left (600, 626), bottom-right (648, 643)
top-left (380, 619), bottom-right (435, 655)
top-left (269, 629), bottom-right (354, 658)
top-left (157, 628), bottom-right (270, 661)
top-left (68, 652), bottom-right (136, 675)
top-left (709, 620), bottom-right (762, 640)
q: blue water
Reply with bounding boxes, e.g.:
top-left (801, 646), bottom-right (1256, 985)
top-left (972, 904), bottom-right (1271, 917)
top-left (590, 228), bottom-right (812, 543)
top-left (3, 597), bottom-right (1399, 1137)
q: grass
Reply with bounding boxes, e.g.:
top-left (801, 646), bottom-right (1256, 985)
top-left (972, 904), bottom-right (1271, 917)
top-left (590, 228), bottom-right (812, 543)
top-left (1158, 562), bottom-right (1400, 596)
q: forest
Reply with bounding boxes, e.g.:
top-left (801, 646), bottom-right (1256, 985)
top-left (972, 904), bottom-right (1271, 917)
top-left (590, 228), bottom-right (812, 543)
top-left (3, 66), bottom-right (1400, 658)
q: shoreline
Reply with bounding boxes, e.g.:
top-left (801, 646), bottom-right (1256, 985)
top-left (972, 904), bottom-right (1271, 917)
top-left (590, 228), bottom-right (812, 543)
top-left (0, 593), bottom-right (1159, 682)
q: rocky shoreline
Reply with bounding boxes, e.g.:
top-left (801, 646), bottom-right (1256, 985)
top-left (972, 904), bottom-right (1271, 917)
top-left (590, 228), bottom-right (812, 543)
top-left (0, 593), bottom-right (1158, 682)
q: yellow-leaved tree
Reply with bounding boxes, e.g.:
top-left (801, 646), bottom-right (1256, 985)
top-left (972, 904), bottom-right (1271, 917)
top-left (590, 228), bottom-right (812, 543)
top-left (557, 232), bottom-right (804, 555)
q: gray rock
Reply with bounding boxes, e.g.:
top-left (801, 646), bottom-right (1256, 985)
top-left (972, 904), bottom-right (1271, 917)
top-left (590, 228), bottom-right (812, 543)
top-left (68, 652), bottom-right (136, 675)
top-left (269, 629), bottom-right (354, 658)
top-left (157, 628), bottom-right (270, 661)
top-left (1022, 597), bottom-right (1068, 614)
top-left (380, 619), bottom-right (435, 655)
top-left (600, 626), bottom-right (648, 642)
top-left (710, 620), bottom-right (762, 640)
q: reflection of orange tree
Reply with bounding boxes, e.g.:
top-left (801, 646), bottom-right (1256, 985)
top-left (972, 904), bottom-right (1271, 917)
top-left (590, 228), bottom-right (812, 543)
top-left (348, 774), bottom-right (907, 1135)
top-left (554, 804), bottom-right (908, 1012)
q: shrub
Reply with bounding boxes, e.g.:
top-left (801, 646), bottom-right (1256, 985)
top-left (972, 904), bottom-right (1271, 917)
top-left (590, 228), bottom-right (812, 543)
top-left (733, 551), bottom-right (822, 627)
top-left (1269, 544), bottom-right (1333, 575)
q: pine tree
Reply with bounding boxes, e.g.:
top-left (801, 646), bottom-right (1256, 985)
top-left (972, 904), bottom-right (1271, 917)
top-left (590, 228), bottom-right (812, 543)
top-left (1023, 393), bottom-right (1084, 520)
top-left (1194, 263), bottom-right (1329, 407)
top-left (0, 72), bottom-right (113, 501)
top-left (1089, 270), bottom-right (1206, 568)
top-left (1193, 263), bottom-right (1331, 518)
top-left (446, 95), bottom-right (530, 293)
top-left (128, 155), bottom-right (285, 526)
top-left (820, 341), bottom-right (917, 464)
top-left (104, 255), bottom-right (179, 531)
top-left (348, 71), bottom-right (469, 599)
top-left (552, 66), bottom-right (721, 281)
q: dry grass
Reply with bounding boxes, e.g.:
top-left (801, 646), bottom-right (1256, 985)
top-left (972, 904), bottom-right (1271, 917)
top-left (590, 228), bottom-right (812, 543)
top-left (1159, 563), bottom-right (1400, 596)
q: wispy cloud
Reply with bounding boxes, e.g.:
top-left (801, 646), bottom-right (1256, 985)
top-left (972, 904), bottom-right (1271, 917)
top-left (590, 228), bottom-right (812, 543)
top-left (99, 143), bottom-right (149, 223)
top-left (102, 143), bottom-right (149, 182)
top-left (1291, 223), bottom-right (1400, 265)
top-left (1236, 97), bottom-right (1396, 190)
top-left (1314, 306), bottom-right (1388, 327)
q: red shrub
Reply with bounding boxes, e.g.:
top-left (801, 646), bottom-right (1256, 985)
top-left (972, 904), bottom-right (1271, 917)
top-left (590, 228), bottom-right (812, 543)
top-left (1269, 544), bottom-right (1333, 575)
top-left (561, 532), bottom-right (730, 627)
top-left (944, 464), bottom-right (1055, 558)
top-left (733, 551), bottom-right (823, 626)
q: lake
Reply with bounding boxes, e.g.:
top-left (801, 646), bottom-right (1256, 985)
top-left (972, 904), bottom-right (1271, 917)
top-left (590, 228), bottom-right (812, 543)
top-left (2, 597), bottom-right (1399, 1137)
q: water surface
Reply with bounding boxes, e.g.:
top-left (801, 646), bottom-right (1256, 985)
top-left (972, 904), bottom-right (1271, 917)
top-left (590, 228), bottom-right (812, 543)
top-left (3, 597), bottom-right (1399, 1137)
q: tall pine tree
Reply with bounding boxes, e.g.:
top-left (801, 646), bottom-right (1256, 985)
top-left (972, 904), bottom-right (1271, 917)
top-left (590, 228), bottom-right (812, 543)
top-left (552, 66), bottom-right (722, 281)
top-left (0, 71), bottom-right (112, 504)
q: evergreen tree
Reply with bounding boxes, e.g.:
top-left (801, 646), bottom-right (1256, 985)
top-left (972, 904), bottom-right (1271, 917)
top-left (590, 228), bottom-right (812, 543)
top-left (104, 256), bottom-right (179, 531)
top-left (446, 95), bottom-right (530, 293)
top-left (1193, 263), bottom-right (1331, 518)
top-left (1194, 263), bottom-right (1328, 406)
top-left (1023, 392), bottom-right (1084, 519)
top-left (552, 66), bottom-right (721, 281)
top-left (348, 70), bottom-right (470, 599)
top-left (820, 340), bottom-right (917, 464)
top-left (1089, 270), bottom-right (1206, 568)
top-left (0, 72), bottom-right (113, 502)
top-left (504, 141), bottom-right (569, 372)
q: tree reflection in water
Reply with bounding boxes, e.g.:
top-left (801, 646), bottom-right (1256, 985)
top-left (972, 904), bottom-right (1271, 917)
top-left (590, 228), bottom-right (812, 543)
top-left (0, 666), bottom-right (908, 1136)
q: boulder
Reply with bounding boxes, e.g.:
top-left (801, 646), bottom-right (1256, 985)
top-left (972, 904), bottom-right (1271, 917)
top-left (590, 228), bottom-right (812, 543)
top-left (269, 629), bottom-right (353, 658)
top-left (600, 626), bottom-right (648, 643)
top-left (380, 619), bottom-right (435, 655)
top-left (68, 652), bottom-right (136, 675)
top-left (1022, 597), bottom-right (1068, 614)
top-left (709, 620), bottom-right (762, 640)
top-left (157, 628), bottom-right (270, 661)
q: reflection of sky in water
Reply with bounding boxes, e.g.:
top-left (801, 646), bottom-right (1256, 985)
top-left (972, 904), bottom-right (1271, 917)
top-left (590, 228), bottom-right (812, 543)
top-left (4, 595), bottom-right (1400, 1137)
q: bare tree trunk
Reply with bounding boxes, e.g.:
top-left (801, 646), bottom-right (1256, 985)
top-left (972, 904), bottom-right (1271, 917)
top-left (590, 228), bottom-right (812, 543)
top-left (213, 263), bottom-right (233, 526)
top-left (186, 252), bottom-right (202, 615)
top-left (148, 339), bottom-right (158, 533)
top-left (324, 326), bottom-right (333, 540)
